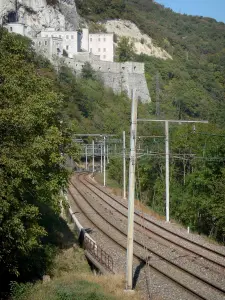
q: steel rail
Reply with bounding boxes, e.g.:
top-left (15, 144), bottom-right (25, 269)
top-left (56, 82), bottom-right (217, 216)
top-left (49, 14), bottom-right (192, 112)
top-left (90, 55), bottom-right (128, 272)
top-left (82, 173), bottom-right (225, 265)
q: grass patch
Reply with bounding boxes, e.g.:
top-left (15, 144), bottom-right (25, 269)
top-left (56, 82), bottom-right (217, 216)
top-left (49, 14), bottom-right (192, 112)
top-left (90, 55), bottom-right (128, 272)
top-left (11, 229), bottom-right (141, 300)
top-left (94, 172), bottom-right (122, 190)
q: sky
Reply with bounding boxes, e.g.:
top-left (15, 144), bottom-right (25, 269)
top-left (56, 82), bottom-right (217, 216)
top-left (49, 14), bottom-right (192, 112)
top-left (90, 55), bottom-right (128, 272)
top-left (156, 0), bottom-right (225, 23)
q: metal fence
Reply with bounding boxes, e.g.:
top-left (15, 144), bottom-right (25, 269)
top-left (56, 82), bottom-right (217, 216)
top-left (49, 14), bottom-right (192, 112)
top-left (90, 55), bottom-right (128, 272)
top-left (84, 235), bottom-right (114, 273)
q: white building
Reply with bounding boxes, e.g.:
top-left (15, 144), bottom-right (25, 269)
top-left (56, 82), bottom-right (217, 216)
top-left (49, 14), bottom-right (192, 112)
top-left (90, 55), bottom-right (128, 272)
top-left (3, 22), bottom-right (114, 62)
top-left (4, 22), bottom-right (28, 36)
top-left (40, 28), bottom-right (82, 58)
top-left (81, 29), bottom-right (114, 62)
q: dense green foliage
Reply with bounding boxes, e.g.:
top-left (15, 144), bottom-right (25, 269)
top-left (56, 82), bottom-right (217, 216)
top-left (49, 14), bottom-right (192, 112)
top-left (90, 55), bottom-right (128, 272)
top-left (0, 28), bottom-right (81, 297)
top-left (77, 0), bottom-right (225, 124)
top-left (137, 124), bottom-right (225, 241)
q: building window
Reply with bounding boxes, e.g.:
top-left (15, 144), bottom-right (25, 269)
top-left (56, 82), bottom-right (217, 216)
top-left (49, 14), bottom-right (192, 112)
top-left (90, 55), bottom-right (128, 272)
top-left (104, 38), bottom-right (106, 42)
top-left (66, 45), bottom-right (69, 50)
top-left (71, 35), bottom-right (74, 39)
top-left (103, 48), bottom-right (106, 52)
top-left (45, 34), bottom-right (48, 37)
top-left (10, 27), bottom-right (13, 32)
top-left (98, 48), bottom-right (100, 52)
top-left (45, 41), bottom-right (48, 46)
top-left (90, 48), bottom-right (92, 52)
top-left (90, 38), bottom-right (92, 42)
top-left (66, 35), bottom-right (69, 39)
top-left (98, 38), bottom-right (101, 41)
top-left (103, 55), bottom-right (106, 59)
top-left (38, 41), bottom-right (41, 46)
top-left (59, 35), bottom-right (61, 38)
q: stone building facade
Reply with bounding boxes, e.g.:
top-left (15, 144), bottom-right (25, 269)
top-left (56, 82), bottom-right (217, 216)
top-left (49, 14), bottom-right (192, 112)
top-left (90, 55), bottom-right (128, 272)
top-left (3, 21), bottom-right (151, 103)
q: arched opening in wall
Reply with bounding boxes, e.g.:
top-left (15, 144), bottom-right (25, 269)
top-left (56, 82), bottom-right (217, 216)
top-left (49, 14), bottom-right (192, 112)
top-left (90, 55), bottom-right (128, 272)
top-left (7, 11), bottom-right (18, 23)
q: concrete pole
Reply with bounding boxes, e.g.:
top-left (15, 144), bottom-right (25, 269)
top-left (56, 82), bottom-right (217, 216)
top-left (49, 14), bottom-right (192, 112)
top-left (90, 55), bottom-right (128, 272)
top-left (85, 144), bottom-right (88, 171)
top-left (107, 144), bottom-right (109, 164)
top-left (100, 143), bottom-right (103, 173)
top-left (92, 139), bottom-right (95, 175)
top-left (103, 136), bottom-right (106, 187)
top-left (123, 131), bottom-right (126, 199)
top-left (165, 121), bottom-right (170, 222)
top-left (126, 89), bottom-right (138, 290)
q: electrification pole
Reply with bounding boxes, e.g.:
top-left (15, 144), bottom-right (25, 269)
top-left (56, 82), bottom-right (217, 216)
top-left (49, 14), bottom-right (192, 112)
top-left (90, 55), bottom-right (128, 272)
top-left (165, 121), bottom-right (169, 222)
top-left (103, 136), bottom-right (106, 187)
top-left (107, 144), bottom-right (109, 164)
top-left (85, 144), bottom-right (88, 171)
top-left (156, 72), bottom-right (160, 116)
top-left (123, 131), bottom-right (126, 199)
top-left (92, 139), bottom-right (95, 175)
top-left (126, 90), bottom-right (138, 291)
top-left (100, 143), bottom-right (103, 173)
top-left (137, 119), bottom-right (208, 222)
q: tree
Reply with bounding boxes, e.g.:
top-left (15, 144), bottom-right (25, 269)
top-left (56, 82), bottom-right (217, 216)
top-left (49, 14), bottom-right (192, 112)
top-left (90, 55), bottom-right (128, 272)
top-left (115, 36), bottom-right (135, 62)
top-left (0, 28), bottom-right (78, 285)
top-left (81, 62), bottom-right (96, 80)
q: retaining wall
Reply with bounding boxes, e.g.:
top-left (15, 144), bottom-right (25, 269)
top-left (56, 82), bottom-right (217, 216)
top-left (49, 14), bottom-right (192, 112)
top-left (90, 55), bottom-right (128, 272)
top-left (64, 58), bottom-right (151, 103)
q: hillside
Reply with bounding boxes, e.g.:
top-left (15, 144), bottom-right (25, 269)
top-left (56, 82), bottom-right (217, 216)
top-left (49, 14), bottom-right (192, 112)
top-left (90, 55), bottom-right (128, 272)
top-left (77, 0), bottom-right (225, 125)
top-left (77, 0), bottom-right (225, 243)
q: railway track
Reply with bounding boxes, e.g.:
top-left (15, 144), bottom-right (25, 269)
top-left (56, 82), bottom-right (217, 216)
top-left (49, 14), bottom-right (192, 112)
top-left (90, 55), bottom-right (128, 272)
top-left (82, 173), bottom-right (225, 270)
top-left (68, 173), bottom-right (225, 300)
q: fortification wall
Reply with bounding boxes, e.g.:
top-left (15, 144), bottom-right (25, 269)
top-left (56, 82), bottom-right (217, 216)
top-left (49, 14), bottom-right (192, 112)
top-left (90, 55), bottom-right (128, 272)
top-left (64, 58), bottom-right (151, 103)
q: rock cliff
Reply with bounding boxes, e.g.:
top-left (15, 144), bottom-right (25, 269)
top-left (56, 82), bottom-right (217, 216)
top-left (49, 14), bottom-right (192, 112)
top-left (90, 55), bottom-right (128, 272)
top-left (0, 0), bottom-right (80, 35)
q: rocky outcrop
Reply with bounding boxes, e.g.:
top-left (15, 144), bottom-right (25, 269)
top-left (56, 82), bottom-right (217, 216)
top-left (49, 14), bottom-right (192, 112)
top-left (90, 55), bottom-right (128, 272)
top-left (104, 19), bottom-right (172, 60)
top-left (0, 0), bottom-right (80, 35)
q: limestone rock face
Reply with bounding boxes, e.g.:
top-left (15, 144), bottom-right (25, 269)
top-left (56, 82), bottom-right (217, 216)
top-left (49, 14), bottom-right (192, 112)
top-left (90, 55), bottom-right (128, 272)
top-left (0, 0), bottom-right (80, 35)
top-left (104, 19), bottom-right (172, 60)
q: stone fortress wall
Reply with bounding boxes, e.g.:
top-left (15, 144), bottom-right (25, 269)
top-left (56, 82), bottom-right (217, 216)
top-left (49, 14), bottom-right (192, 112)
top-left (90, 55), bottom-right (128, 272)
top-left (64, 57), bottom-right (150, 103)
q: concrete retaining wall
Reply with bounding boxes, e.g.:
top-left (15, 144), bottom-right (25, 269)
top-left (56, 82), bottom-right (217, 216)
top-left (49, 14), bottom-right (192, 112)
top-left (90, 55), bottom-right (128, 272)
top-left (64, 194), bottom-right (112, 274)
